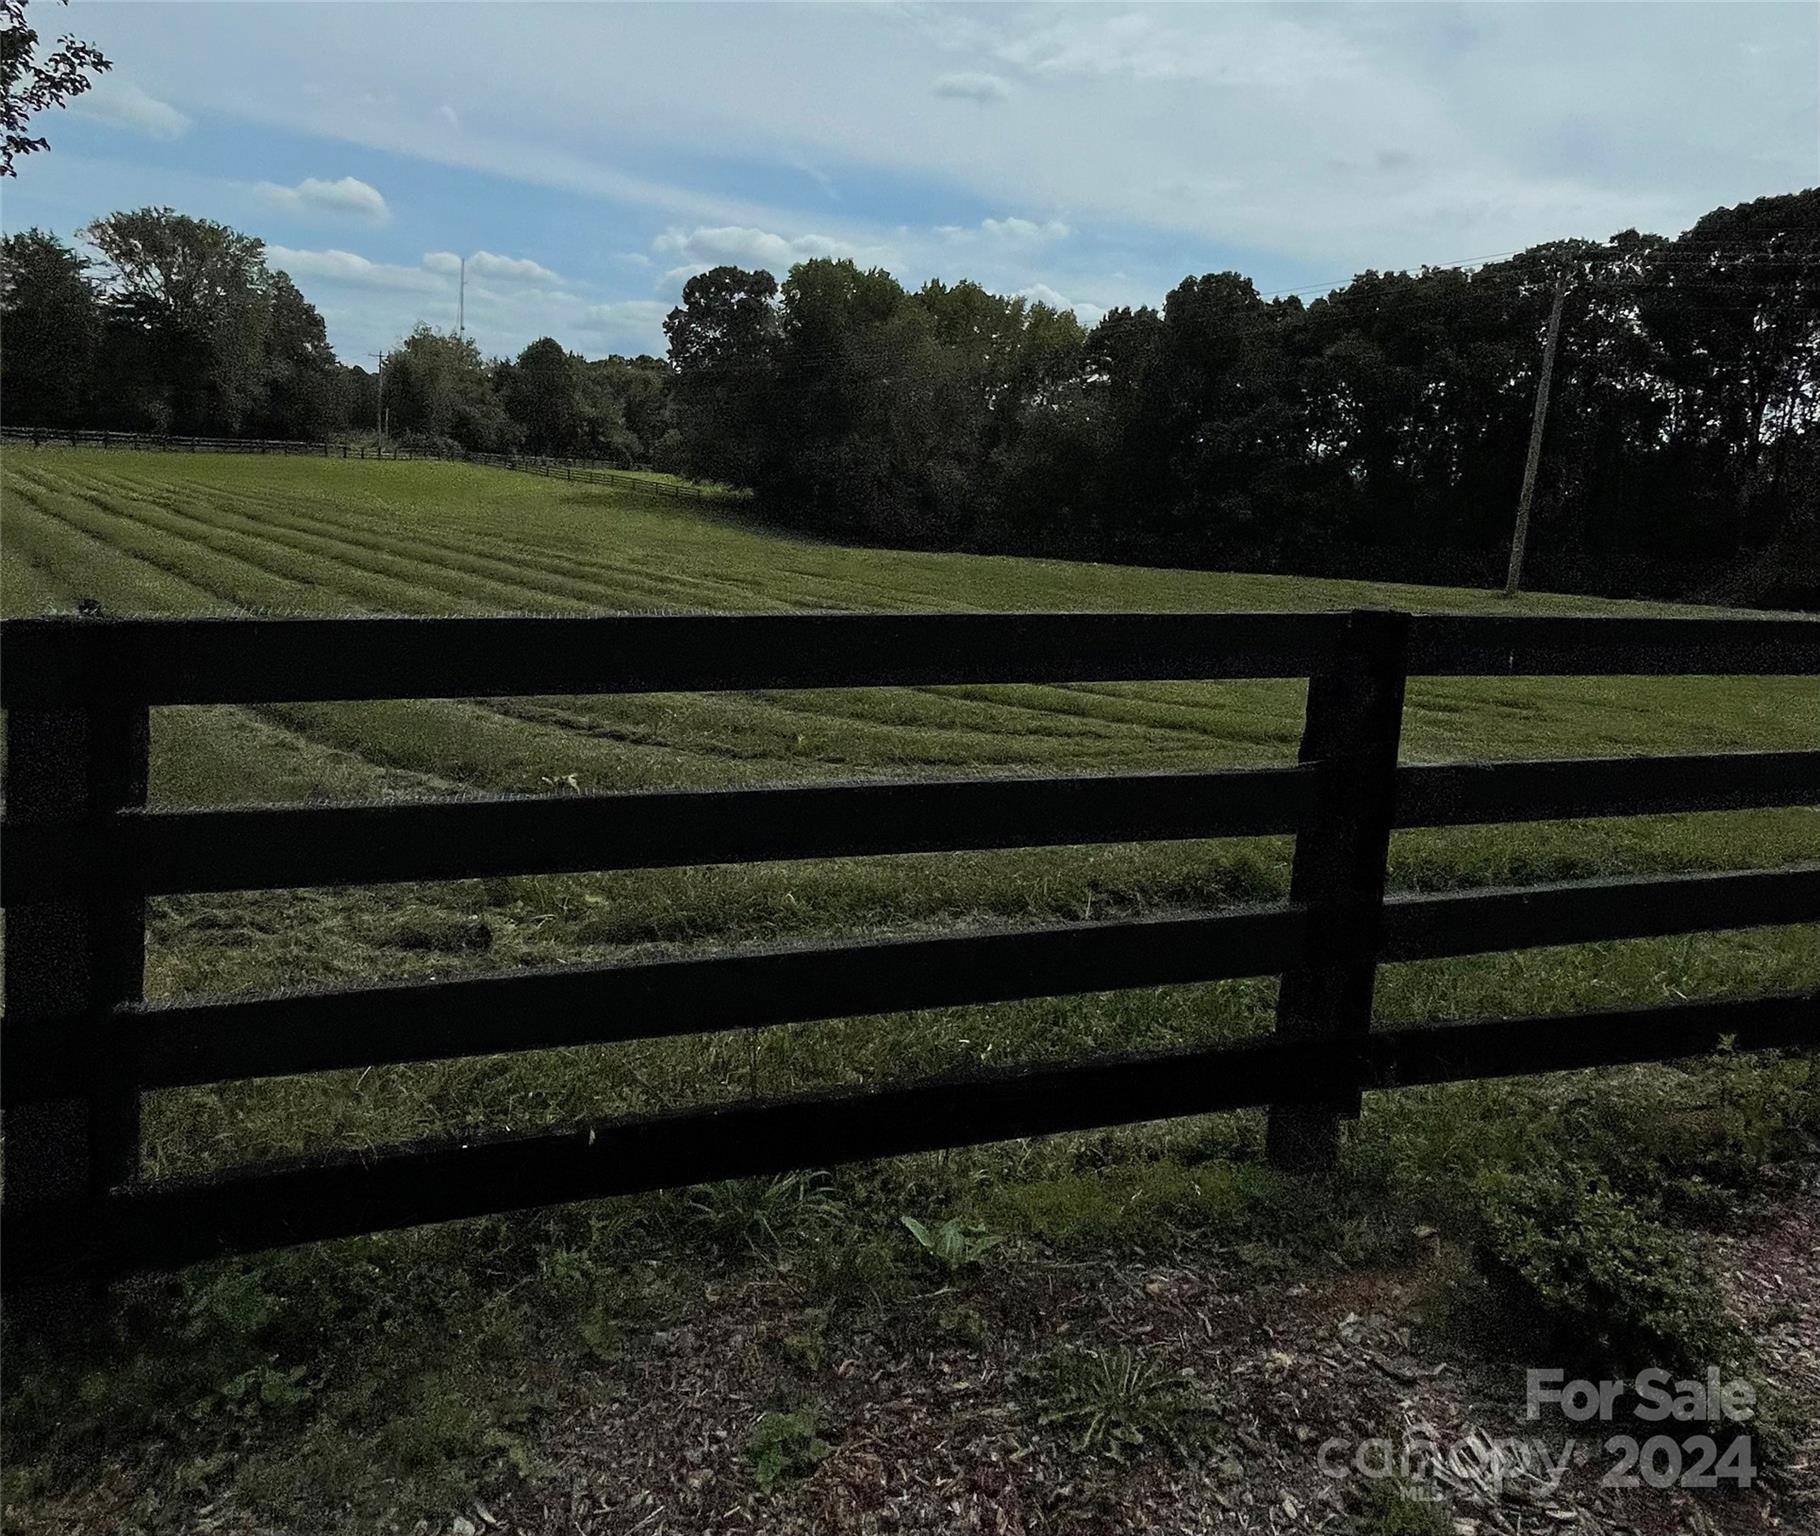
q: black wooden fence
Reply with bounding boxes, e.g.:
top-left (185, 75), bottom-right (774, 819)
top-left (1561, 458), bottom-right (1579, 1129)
top-left (0, 426), bottom-right (734, 500)
top-left (0, 425), bottom-right (425, 460)
top-left (455, 451), bottom-right (741, 502)
top-left (2, 609), bottom-right (1817, 1284)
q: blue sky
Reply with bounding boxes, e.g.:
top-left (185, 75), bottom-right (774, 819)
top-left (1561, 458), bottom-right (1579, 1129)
top-left (7, 2), bottom-right (1816, 364)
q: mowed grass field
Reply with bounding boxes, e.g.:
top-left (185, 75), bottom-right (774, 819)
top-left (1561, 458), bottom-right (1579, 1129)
top-left (2, 447), bottom-right (1814, 1185)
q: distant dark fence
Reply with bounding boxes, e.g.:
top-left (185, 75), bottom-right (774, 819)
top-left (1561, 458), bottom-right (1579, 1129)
top-left (456, 450), bottom-right (741, 503)
top-left (2, 609), bottom-right (1817, 1284)
top-left (1, 425), bottom-right (735, 500)
top-left (1, 425), bottom-right (425, 460)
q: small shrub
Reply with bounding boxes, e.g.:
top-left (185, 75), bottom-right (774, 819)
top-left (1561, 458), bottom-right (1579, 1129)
top-left (1354, 1476), bottom-right (1451, 1536)
top-left (1471, 1163), bottom-right (1745, 1377)
top-left (391, 430), bottom-right (464, 458)
top-left (683, 1172), bottom-right (839, 1253)
top-left (939, 1303), bottom-right (989, 1347)
top-left (574, 1271), bottom-right (677, 1364)
top-left (798, 1233), bottom-right (908, 1311)
top-left (985, 1158), bottom-right (1358, 1263)
top-left (1551, 1052), bottom-right (1819, 1216)
top-left (1033, 1345), bottom-right (1219, 1462)
top-left (900, 1215), bottom-right (1001, 1274)
top-left (212, 1362), bottom-right (312, 1420)
top-left (758, 1307), bottom-right (830, 1373)
top-left (746, 1409), bottom-right (831, 1492)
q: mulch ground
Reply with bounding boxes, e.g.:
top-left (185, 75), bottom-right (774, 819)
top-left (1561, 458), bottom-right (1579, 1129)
top-left (470, 1172), bottom-right (1819, 1536)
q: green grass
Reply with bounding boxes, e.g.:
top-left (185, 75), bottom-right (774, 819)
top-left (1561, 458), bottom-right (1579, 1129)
top-left (1, 447), bottom-right (1814, 1532)
top-left (2, 447), bottom-right (1813, 1173)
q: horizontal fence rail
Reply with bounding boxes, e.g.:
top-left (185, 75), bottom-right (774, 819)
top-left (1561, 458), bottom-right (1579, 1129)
top-left (1, 606), bottom-right (1816, 1283)
top-left (1, 424), bottom-right (426, 460)
top-left (456, 450), bottom-right (738, 502)
top-left (5, 866), bottom-right (1816, 1106)
top-left (5, 612), bottom-right (1820, 709)
top-left (0, 425), bottom-right (732, 498)
top-left (6, 751), bottom-right (1818, 901)
top-left (7, 988), bottom-right (1816, 1283)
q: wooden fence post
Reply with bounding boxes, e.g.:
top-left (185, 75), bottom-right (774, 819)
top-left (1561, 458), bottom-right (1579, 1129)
top-left (2, 696), bottom-right (150, 1274)
top-left (1266, 608), bottom-right (1410, 1174)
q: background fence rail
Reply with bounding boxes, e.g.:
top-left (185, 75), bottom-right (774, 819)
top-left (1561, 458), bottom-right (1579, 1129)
top-left (0, 425), bottom-right (735, 500)
top-left (2, 607), bottom-right (1816, 1284)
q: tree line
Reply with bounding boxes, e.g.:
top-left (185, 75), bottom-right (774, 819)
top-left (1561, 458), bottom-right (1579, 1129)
top-left (4, 192), bottom-right (1815, 604)
top-left (0, 208), bottom-right (681, 465)
top-left (662, 188), bottom-right (1817, 606)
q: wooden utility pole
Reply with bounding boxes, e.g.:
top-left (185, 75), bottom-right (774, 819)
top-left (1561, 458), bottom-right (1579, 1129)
top-left (1503, 268), bottom-right (1569, 597)
top-left (368, 352), bottom-right (388, 443)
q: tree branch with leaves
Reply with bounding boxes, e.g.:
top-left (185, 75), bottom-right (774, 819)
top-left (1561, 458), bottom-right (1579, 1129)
top-left (2, 0), bottom-right (110, 176)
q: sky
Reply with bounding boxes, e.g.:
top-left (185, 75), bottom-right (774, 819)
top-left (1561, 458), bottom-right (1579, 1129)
top-left (6, 1), bottom-right (1816, 366)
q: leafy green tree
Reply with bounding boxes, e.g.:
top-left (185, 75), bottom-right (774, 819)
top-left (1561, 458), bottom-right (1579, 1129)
top-left (1636, 189), bottom-right (1820, 550)
top-left (764, 258), bottom-right (979, 541)
top-left (1, 0), bottom-right (110, 176)
top-left (590, 355), bottom-right (671, 463)
top-left (382, 325), bottom-right (518, 452)
top-left (0, 227), bottom-right (99, 424)
top-left (664, 265), bottom-right (778, 484)
top-left (501, 336), bottom-right (582, 455)
top-left (572, 363), bottom-right (639, 461)
top-left (341, 362), bottom-right (379, 436)
top-left (83, 207), bottom-right (273, 432)
top-left (254, 271), bottom-right (345, 437)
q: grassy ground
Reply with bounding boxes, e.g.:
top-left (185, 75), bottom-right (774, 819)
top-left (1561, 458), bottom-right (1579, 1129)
top-left (1, 447), bottom-right (1815, 1533)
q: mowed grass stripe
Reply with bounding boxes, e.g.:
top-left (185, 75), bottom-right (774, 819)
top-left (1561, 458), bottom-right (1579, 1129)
top-left (0, 510), bottom-right (86, 615)
top-left (55, 464), bottom-right (595, 615)
top-left (93, 460), bottom-right (851, 614)
top-left (85, 463), bottom-right (704, 614)
top-left (12, 464), bottom-right (423, 614)
top-left (0, 483), bottom-right (240, 613)
top-left (23, 470), bottom-right (330, 612)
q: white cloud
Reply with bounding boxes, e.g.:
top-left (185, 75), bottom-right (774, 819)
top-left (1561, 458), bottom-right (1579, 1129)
top-left (653, 225), bottom-right (864, 272)
top-left (996, 13), bottom-right (1367, 88)
top-left (436, 103), bottom-right (460, 130)
top-left (1016, 284), bottom-right (1105, 326)
top-left (980, 217), bottom-right (1070, 244)
top-left (578, 298), bottom-right (672, 336)
top-left (259, 245), bottom-right (670, 356)
top-left (931, 71), bottom-right (1012, 104)
top-left (71, 78), bottom-right (190, 140)
top-left (422, 250), bottom-right (565, 286)
top-left (471, 250), bottom-right (564, 285)
top-left (264, 246), bottom-right (444, 294)
top-left (256, 175), bottom-right (390, 222)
